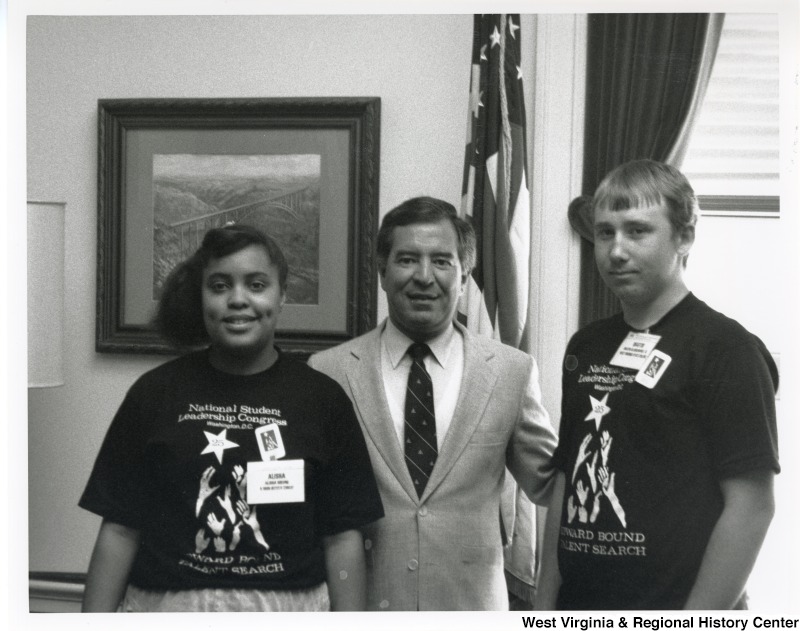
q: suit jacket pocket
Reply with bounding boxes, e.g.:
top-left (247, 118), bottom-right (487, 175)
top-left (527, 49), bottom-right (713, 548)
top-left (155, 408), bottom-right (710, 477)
top-left (460, 544), bottom-right (502, 566)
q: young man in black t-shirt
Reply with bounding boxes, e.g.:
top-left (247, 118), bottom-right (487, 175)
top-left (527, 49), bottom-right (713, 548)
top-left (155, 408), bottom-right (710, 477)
top-left (536, 160), bottom-right (779, 610)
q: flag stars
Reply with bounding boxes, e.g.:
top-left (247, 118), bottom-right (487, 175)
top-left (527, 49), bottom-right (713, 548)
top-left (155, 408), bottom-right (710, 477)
top-left (471, 89), bottom-right (484, 119)
top-left (489, 25), bottom-right (501, 48)
top-left (480, 44), bottom-right (488, 62)
top-left (517, 65), bottom-right (523, 80)
top-left (508, 17), bottom-right (520, 39)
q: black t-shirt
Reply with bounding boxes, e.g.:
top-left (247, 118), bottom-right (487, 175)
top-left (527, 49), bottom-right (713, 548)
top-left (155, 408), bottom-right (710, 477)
top-left (80, 349), bottom-right (384, 591)
top-left (552, 294), bottom-right (779, 610)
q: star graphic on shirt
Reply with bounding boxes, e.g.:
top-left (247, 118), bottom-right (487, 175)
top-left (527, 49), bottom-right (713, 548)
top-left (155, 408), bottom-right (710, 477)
top-left (584, 393), bottom-right (611, 431)
top-left (201, 429), bottom-right (239, 464)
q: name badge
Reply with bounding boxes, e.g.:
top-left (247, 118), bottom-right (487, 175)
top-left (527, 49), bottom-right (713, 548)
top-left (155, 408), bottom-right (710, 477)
top-left (635, 350), bottom-right (672, 389)
top-left (610, 332), bottom-right (661, 370)
top-left (254, 423), bottom-right (286, 461)
top-left (247, 459), bottom-right (305, 504)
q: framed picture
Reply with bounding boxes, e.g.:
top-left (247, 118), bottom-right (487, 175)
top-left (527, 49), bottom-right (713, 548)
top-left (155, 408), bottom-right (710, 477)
top-left (96, 97), bottom-right (380, 358)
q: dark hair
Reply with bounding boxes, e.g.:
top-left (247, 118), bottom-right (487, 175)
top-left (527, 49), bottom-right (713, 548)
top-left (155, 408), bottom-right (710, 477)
top-left (592, 159), bottom-right (698, 234)
top-left (155, 224), bottom-right (288, 347)
top-left (376, 196), bottom-right (477, 274)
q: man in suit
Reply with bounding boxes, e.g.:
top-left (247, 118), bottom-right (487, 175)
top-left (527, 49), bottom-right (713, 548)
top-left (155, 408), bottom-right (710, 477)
top-left (308, 196), bottom-right (557, 611)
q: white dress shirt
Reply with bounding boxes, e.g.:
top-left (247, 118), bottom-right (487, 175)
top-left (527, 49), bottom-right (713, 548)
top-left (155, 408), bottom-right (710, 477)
top-left (380, 318), bottom-right (464, 451)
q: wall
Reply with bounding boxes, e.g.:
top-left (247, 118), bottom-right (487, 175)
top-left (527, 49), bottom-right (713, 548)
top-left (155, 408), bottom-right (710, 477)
top-left (685, 212), bottom-right (799, 609)
top-left (25, 14), bottom-right (584, 578)
top-left (25, 14), bottom-right (475, 573)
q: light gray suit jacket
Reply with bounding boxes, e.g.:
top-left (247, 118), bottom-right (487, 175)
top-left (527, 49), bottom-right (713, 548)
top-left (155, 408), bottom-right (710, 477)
top-left (308, 322), bottom-right (557, 611)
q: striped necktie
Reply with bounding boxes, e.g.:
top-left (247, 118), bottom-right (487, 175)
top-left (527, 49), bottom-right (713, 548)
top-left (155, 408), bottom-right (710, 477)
top-left (404, 343), bottom-right (437, 496)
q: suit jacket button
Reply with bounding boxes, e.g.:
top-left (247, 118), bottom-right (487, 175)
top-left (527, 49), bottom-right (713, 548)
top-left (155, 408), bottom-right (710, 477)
top-left (407, 558), bottom-right (419, 571)
top-left (418, 506), bottom-right (428, 516)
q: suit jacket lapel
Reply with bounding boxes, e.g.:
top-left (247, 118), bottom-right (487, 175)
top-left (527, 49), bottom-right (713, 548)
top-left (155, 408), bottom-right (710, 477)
top-left (422, 328), bottom-right (498, 501)
top-left (344, 328), bottom-right (419, 502)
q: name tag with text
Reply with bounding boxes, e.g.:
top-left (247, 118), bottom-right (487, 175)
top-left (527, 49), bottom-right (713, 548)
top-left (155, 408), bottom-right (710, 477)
top-left (247, 459), bottom-right (305, 504)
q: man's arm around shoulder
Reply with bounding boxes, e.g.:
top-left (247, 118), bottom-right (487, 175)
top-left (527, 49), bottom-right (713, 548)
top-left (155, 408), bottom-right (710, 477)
top-left (507, 354), bottom-right (558, 506)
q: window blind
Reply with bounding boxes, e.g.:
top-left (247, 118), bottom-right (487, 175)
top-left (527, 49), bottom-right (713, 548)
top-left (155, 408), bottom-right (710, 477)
top-left (682, 13), bottom-right (779, 198)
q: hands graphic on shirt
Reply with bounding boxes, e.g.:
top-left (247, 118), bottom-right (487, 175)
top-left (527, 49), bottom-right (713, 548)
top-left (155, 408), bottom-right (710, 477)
top-left (230, 523), bottom-right (242, 551)
top-left (598, 466), bottom-right (626, 527)
top-left (233, 465), bottom-right (247, 497)
top-left (192, 464), bottom-right (270, 553)
top-left (600, 431), bottom-right (612, 466)
top-left (572, 434), bottom-right (593, 483)
top-left (196, 466), bottom-right (220, 517)
top-left (237, 499), bottom-right (270, 552)
top-left (195, 528), bottom-right (210, 553)
top-left (590, 488), bottom-right (603, 523)
top-left (237, 498), bottom-right (251, 520)
top-left (217, 485), bottom-right (237, 523)
top-left (585, 452), bottom-right (599, 493)
top-left (567, 423), bottom-right (627, 528)
top-left (206, 513), bottom-right (228, 552)
top-left (207, 512), bottom-right (225, 536)
top-left (575, 480), bottom-right (590, 523)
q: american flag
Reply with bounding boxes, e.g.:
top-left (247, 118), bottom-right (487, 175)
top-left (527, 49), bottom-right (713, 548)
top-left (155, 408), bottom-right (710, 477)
top-left (459, 13), bottom-right (530, 350)
top-left (459, 14), bottom-right (537, 603)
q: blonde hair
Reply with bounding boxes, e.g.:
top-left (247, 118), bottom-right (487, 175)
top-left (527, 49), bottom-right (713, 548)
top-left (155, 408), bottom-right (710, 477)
top-left (593, 159), bottom-right (698, 233)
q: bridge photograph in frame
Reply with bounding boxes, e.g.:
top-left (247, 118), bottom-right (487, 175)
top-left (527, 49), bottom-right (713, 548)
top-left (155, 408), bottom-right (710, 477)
top-left (152, 153), bottom-right (322, 306)
top-left (96, 98), bottom-right (381, 358)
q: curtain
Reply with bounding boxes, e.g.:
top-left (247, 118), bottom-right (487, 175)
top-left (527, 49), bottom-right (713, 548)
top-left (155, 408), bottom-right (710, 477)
top-left (574, 13), bottom-right (723, 326)
top-left (666, 14), bottom-right (726, 166)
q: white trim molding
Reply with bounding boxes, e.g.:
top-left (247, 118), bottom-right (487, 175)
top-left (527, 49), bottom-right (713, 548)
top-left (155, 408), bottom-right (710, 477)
top-left (528, 13), bottom-right (586, 425)
top-left (29, 573), bottom-right (84, 613)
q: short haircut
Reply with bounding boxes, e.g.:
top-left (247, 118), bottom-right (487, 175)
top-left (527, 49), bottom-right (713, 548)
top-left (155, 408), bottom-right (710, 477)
top-left (155, 224), bottom-right (288, 348)
top-left (592, 159), bottom-right (699, 234)
top-left (376, 196), bottom-right (477, 274)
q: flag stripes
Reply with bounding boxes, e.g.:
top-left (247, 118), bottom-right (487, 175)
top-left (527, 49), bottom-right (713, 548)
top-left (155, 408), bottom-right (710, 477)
top-left (459, 14), bottom-right (530, 349)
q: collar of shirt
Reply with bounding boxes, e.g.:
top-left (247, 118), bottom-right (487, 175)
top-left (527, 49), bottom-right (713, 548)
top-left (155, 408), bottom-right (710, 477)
top-left (382, 318), bottom-right (458, 370)
top-left (380, 318), bottom-right (464, 451)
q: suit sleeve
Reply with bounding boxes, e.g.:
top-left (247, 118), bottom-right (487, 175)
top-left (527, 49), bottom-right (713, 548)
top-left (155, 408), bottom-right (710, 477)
top-left (506, 355), bottom-right (558, 505)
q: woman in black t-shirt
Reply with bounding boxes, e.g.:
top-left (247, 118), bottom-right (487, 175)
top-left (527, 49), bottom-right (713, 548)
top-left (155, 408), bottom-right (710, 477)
top-left (80, 225), bottom-right (383, 612)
